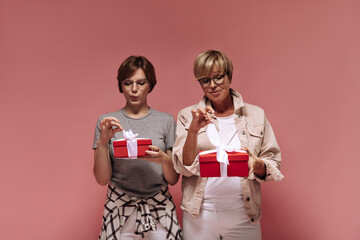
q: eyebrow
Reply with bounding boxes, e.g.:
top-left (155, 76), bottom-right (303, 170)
top-left (124, 78), bottom-right (147, 81)
top-left (200, 73), bottom-right (224, 79)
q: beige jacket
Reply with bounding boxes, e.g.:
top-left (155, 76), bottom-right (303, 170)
top-left (172, 89), bottom-right (284, 223)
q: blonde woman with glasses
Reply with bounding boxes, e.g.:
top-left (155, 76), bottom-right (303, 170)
top-left (173, 50), bottom-right (284, 240)
top-left (93, 56), bottom-right (182, 239)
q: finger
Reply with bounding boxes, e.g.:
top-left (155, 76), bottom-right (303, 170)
top-left (101, 117), bottom-right (121, 127)
top-left (112, 128), bottom-right (121, 134)
top-left (196, 108), bottom-right (211, 122)
top-left (144, 150), bottom-right (159, 158)
top-left (191, 108), bottom-right (197, 114)
top-left (205, 106), bottom-right (215, 114)
top-left (101, 118), bottom-right (113, 125)
top-left (205, 112), bottom-right (213, 123)
top-left (244, 147), bottom-right (254, 158)
top-left (101, 117), bottom-right (122, 128)
top-left (100, 119), bottom-right (113, 130)
top-left (196, 107), bottom-right (207, 117)
top-left (191, 109), bottom-right (203, 123)
top-left (148, 145), bottom-right (159, 152)
top-left (100, 121), bottom-right (111, 131)
top-left (204, 106), bottom-right (215, 122)
top-left (248, 159), bottom-right (254, 169)
top-left (191, 108), bottom-right (200, 118)
top-left (103, 117), bottom-right (120, 123)
top-left (111, 122), bottom-right (123, 131)
top-left (244, 148), bottom-right (254, 169)
top-left (100, 118), bottom-right (109, 128)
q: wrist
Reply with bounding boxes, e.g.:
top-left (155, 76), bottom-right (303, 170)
top-left (188, 126), bottom-right (199, 135)
top-left (97, 140), bottom-right (109, 149)
top-left (160, 154), bottom-right (171, 167)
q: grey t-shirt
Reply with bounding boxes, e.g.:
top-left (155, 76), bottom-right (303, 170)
top-left (93, 108), bottom-right (176, 198)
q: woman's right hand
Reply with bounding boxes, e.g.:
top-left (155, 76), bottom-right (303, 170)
top-left (98, 117), bottom-right (123, 147)
top-left (188, 106), bottom-right (215, 133)
top-left (182, 106), bottom-right (214, 166)
top-left (94, 116), bottom-right (122, 186)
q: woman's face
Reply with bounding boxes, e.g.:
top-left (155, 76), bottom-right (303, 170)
top-left (200, 66), bottom-right (231, 106)
top-left (122, 68), bottom-right (150, 108)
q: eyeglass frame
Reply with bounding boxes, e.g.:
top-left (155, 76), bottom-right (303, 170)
top-left (197, 74), bottom-right (226, 87)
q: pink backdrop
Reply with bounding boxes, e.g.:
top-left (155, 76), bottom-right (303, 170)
top-left (1, 1), bottom-right (359, 239)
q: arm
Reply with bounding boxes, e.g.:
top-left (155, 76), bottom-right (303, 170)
top-left (93, 117), bottom-right (123, 186)
top-left (93, 144), bottom-right (112, 186)
top-left (183, 107), bottom-right (214, 166)
top-left (182, 127), bottom-right (200, 166)
top-left (144, 148), bottom-right (179, 185)
top-left (248, 114), bottom-right (283, 182)
top-left (172, 106), bottom-right (215, 176)
top-left (258, 115), bottom-right (283, 181)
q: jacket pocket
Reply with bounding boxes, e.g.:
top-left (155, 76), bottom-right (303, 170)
top-left (248, 125), bottom-right (264, 155)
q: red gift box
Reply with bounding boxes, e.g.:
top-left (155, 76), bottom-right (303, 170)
top-left (199, 150), bottom-right (249, 177)
top-left (113, 138), bottom-right (152, 158)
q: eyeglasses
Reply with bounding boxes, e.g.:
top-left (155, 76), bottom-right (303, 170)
top-left (122, 78), bottom-right (148, 87)
top-left (197, 74), bottom-right (226, 87)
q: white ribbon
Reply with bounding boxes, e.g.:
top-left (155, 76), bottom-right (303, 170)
top-left (122, 129), bottom-right (139, 158)
top-left (206, 123), bottom-right (236, 177)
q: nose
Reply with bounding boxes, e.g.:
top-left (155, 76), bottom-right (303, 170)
top-left (209, 79), bottom-right (217, 88)
top-left (131, 83), bottom-right (138, 92)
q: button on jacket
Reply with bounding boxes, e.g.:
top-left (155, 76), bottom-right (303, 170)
top-left (172, 89), bottom-right (284, 223)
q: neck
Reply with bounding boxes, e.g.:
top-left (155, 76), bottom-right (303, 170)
top-left (212, 93), bottom-right (234, 117)
top-left (123, 103), bottom-right (150, 118)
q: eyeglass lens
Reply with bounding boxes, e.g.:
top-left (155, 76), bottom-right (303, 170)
top-left (199, 74), bottom-right (225, 86)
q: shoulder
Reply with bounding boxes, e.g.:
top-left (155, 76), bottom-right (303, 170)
top-left (150, 109), bottom-right (175, 122)
top-left (243, 103), bottom-right (265, 124)
top-left (96, 109), bottom-right (123, 121)
top-left (176, 104), bottom-right (197, 126)
top-left (150, 109), bottom-right (173, 119)
top-left (178, 104), bottom-right (197, 117)
top-left (243, 102), bottom-right (264, 113)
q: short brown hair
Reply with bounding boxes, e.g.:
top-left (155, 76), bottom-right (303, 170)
top-left (193, 50), bottom-right (233, 82)
top-left (117, 56), bottom-right (157, 93)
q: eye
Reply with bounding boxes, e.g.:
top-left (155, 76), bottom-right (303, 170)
top-left (122, 80), bottom-right (133, 86)
top-left (200, 78), bottom-right (211, 84)
top-left (215, 75), bottom-right (224, 80)
top-left (137, 79), bottom-right (147, 85)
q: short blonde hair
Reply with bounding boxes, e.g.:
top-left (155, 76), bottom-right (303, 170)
top-left (193, 50), bottom-right (233, 81)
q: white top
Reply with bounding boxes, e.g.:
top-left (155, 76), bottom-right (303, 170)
top-left (203, 114), bottom-right (243, 210)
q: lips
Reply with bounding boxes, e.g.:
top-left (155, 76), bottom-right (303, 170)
top-left (130, 96), bottom-right (138, 101)
top-left (209, 90), bottom-right (221, 96)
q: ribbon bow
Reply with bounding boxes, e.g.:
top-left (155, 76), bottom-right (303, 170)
top-left (206, 123), bottom-right (235, 177)
top-left (122, 129), bottom-right (139, 158)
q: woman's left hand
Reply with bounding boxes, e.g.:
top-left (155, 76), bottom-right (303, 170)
top-left (143, 146), bottom-right (179, 185)
top-left (144, 145), bottom-right (170, 165)
top-left (244, 147), bottom-right (266, 179)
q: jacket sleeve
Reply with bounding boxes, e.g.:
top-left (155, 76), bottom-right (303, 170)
top-left (172, 107), bottom-right (201, 177)
top-left (250, 114), bottom-right (284, 183)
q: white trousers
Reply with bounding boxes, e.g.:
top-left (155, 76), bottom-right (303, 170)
top-left (120, 210), bottom-right (168, 240)
top-left (183, 204), bottom-right (261, 240)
